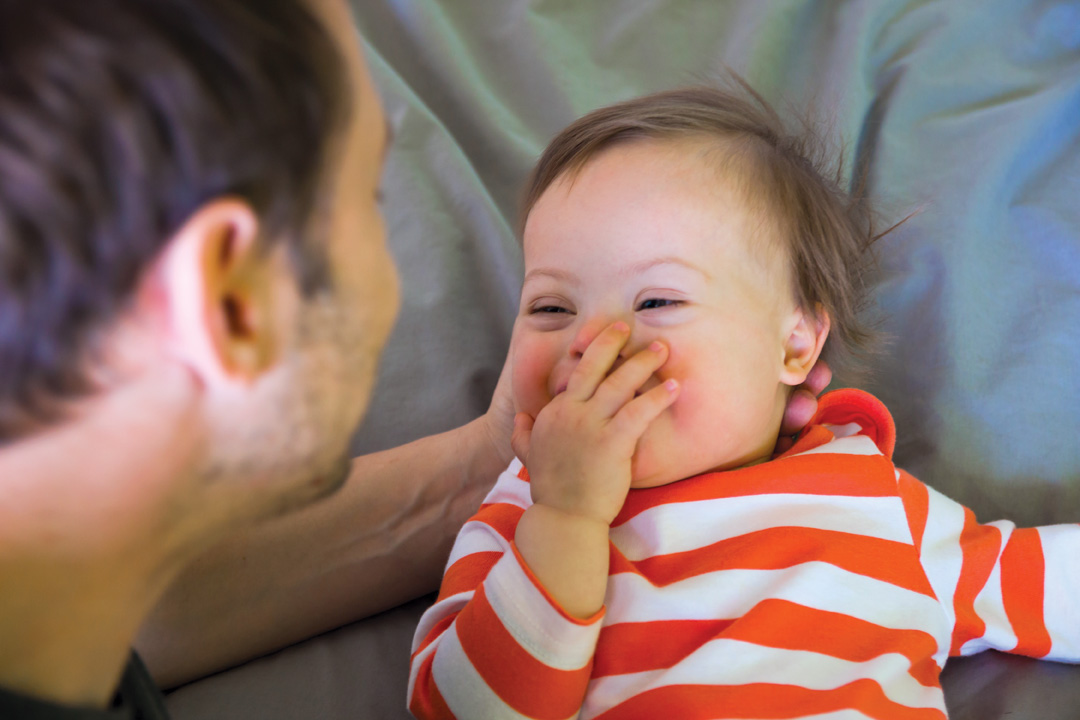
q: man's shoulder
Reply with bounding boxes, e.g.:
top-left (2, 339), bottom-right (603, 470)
top-left (0, 686), bottom-right (128, 720)
top-left (0, 653), bottom-right (168, 720)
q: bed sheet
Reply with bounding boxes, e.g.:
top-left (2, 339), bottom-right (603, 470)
top-left (167, 1), bottom-right (1080, 718)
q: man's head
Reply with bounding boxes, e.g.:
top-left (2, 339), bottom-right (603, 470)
top-left (512, 85), bottom-right (877, 484)
top-left (0, 0), bottom-right (398, 523)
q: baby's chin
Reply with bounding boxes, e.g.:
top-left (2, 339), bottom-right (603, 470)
top-left (627, 452), bottom-right (705, 489)
top-left (628, 472), bottom-right (684, 490)
top-left (628, 447), bottom-right (773, 489)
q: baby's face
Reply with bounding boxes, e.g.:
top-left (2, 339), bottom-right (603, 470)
top-left (513, 140), bottom-right (809, 487)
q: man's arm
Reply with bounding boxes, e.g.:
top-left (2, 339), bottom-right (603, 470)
top-left (136, 355), bottom-right (826, 688)
top-left (137, 405), bottom-right (513, 689)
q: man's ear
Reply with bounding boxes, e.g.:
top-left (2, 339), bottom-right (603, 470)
top-left (779, 305), bottom-right (830, 387)
top-left (152, 198), bottom-right (294, 387)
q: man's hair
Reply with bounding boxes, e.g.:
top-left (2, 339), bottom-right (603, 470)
top-left (0, 0), bottom-right (350, 441)
top-left (522, 82), bottom-right (887, 375)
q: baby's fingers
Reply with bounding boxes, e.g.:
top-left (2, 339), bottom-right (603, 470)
top-left (611, 379), bottom-right (680, 440)
top-left (591, 341), bottom-right (669, 417)
top-left (565, 322), bottom-right (630, 401)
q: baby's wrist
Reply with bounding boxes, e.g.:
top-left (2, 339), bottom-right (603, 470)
top-left (527, 500), bottom-right (614, 532)
top-left (515, 503), bottom-right (612, 619)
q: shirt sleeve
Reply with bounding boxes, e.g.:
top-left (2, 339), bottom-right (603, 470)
top-left (898, 468), bottom-right (1080, 661)
top-left (407, 460), bottom-right (604, 720)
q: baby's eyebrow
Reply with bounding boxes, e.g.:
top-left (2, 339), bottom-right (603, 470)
top-left (523, 267), bottom-right (579, 285)
top-left (523, 257), bottom-right (709, 286)
top-left (623, 256), bottom-right (711, 280)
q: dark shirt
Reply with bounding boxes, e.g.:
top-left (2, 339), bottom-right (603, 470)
top-left (0, 653), bottom-right (169, 719)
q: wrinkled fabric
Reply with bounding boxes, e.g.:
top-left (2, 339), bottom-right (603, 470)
top-left (354, 0), bottom-right (1080, 527)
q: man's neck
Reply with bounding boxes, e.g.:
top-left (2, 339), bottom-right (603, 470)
top-left (0, 363), bottom-right (206, 708)
top-left (0, 554), bottom-right (175, 707)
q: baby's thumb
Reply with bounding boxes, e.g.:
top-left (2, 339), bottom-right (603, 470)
top-left (510, 412), bottom-right (534, 463)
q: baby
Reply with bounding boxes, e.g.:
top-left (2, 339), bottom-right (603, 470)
top-left (408, 85), bottom-right (1080, 720)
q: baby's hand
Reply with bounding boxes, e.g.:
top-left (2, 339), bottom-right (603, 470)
top-left (511, 322), bottom-right (679, 526)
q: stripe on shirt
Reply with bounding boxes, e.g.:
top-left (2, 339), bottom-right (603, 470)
top-left (586, 636), bottom-right (944, 716)
top-left (614, 454), bottom-right (900, 525)
top-left (625, 526), bottom-right (935, 596)
top-left (589, 677), bottom-right (944, 720)
top-left (603, 563), bottom-right (947, 636)
top-left (408, 650), bottom-right (458, 720)
top-left (948, 507), bottom-right (1002, 655)
top-left (594, 599), bottom-right (940, 687)
top-left (455, 583), bottom-right (591, 719)
top-left (611, 493), bottom-right (914, 561)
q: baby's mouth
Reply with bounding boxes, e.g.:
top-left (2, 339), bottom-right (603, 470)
top-left (550, 370), bottom-right (663, 399)
top-left (635, 377), bottom-right (660, 398)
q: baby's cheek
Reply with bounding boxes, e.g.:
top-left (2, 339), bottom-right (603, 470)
top-left (511, 348), bottom-right (555, 415)
top-left (653, 346), bottom-right (689, 408)
top-left (660, 361), bottom-right (728, 438)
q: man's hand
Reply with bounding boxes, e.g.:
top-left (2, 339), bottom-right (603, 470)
top-left (479, 338), bottom-right (517, 469)
top-left (510, 322), bottom-right (679, 526)
top-left (775, 361), bottom-right (833, 454)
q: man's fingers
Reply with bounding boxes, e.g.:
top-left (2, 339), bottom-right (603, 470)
top-left (612, 379), bottom-right (680, 439)
top-left (778, 362), bottom-right (831, 437)
top-left (484, 342), bottom-right (517, 466)
top-left (565, 322), bottom-right (630, 401)
top-left (775, 435), bottom-right (795, 455)
top-left (510, 413), bottom-right (534, 463)
top-left (779, 387), bottom-right (818, 437)
top-left (590, 341), bottom-right (669, 415)
top-left (803, 361), bottom-right (832, 396)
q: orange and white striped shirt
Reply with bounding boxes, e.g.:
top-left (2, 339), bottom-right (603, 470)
top-left (408, 389), bottom-right (1080, 720)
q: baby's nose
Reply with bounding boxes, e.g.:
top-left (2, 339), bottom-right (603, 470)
top-left (569, 317), bottom-right (632, 358)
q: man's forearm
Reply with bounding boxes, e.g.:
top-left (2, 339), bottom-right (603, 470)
top-left (136, 416), bottom-right (506, 688)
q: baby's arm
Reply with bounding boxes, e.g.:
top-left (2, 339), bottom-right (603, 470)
top-left (407, 462), bottom-right (601, 719)
top-left (408, 324), bottom-right (677, 719)
top-left (512, 322), bottom-right (678, 618)
top-left (901, 470), bottom-right (1080, 661)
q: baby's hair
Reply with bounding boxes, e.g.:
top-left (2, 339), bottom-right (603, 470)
top-left (521, 79), bottom-right (893, 375)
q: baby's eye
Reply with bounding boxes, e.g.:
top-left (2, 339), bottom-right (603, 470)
top-left (637, 298), bottom-right (681, 311)
top-left (530, 305), bottom-right (571, 314)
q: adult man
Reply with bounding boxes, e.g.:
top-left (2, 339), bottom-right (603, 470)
top-left (0, 0), bottom-right (828, 716)
top-left (0, 0), bottom-right (401, 715)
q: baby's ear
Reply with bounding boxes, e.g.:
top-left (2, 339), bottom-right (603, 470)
top-left (780, 305), bottom-right (830, 386)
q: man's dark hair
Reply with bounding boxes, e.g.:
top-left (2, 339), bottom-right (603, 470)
top-left (0, 0), bottom-right (351, 441)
